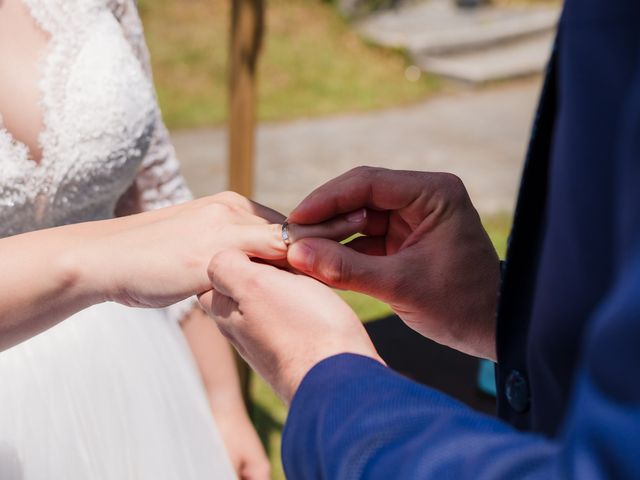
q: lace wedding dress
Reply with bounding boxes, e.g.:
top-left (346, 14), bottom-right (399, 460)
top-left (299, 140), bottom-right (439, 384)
top-left (0, 1), bottom-right (235, 478)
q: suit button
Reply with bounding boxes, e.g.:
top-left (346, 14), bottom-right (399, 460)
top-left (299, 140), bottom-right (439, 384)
top-left (505, 370), bottom-right (530, 413)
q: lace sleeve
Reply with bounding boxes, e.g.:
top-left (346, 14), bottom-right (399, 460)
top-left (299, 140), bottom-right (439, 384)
top-left (112, 0), bottom-right (193, 214)
top-left (112, 0), bottom-right (196, 321)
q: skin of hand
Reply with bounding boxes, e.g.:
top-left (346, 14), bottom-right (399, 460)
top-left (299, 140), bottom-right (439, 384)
top-left (77, 191), bottom-right (366, 310)
top-left (72, 192), bottom-right (288, 309)
top-left (198, 249), bottom-right (383, 404)
top-left (181, 307), bottom-right (270, 480)
top-left (286, 167), bottom-right (501, 360)
top-left (0, 191), bottom-right (365, 351)
top-left (213, 407), bottom-right (271, 480)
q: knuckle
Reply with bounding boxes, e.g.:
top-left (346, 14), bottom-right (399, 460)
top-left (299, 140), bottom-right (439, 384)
top-left (197, 194), bottom-right (220, 206)
top-left (438, 173), bottom-right (468, 203)
top-left (207, 255), bottom-right (224, 282)
top-left (215, 190), bottom-right (244, 205)
top-left (322, 252), bottom-right (351, 286)
top-left (439, 172), bottom-right (464, 192)
top-left (269, 224), bottom-right (287, 253)
top-left (206, 261), bottom-right (216, 282)
top-left (351, 165), bottom-right (377, 179)
top-left (207, 202), bottom-right (234, 220)
top-left (269, 222), bottom-right (282, 237)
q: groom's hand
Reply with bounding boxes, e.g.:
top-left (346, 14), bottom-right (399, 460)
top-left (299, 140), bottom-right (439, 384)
top-left (287, 167), bottom-right (501, 360)
top-left (198, 250), bottom-right (382, 403)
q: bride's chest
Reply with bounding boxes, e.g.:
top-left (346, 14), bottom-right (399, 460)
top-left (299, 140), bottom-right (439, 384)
top-left (0, 0), bottom-right (157, 234)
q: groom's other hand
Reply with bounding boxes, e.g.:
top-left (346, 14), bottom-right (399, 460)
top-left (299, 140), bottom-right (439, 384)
top-left (198, 249), bottom-right (382, 403)
top-left (287, 167), bottom-right (500, 360)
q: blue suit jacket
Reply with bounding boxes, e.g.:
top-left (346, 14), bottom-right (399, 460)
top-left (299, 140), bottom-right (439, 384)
top-left (282, 0), bottom-right (640, 477)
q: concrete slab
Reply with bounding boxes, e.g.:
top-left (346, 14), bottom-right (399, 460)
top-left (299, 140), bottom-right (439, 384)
top-left (357, 0), bottom-right (559, 54)
top-left (414, 31), bottom-right (554, 84)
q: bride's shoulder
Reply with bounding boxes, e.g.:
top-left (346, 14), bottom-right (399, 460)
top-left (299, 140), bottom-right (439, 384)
top-left (104, 0), bottom-right (139, 19)
top-left (25, 0), bottom-right (137, 27)
top-left (105, 0), bottom-right (127, 17)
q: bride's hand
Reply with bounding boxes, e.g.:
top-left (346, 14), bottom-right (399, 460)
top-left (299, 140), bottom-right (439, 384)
top-left (71, 192), bottom-right (367, 309)
top-left (213, 404), bottom-right (271, 480)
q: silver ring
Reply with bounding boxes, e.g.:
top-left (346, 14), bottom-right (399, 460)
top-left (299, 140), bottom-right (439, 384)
top-left (281, 221), bottom-right (292, 246)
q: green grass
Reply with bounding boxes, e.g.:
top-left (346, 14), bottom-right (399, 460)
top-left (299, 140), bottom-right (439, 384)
top-left (138, 0), bottom-right (439, 129)
top-left (250, 213), bottom-right (512, 479)
top-left (483, 212), bottom-right (512, 259)
top-left (339, 290), bottom-right (393, 322)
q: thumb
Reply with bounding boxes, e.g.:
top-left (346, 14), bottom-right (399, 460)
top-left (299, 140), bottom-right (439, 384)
top-left (287, 238), bottom-right (395, 297)
top-left (207, 249), bottom-right (259, 301)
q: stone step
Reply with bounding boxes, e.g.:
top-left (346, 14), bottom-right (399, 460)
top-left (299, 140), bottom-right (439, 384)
top-left (412, 31), bottom-right (554, 84)
top-left (357, 0), bottom-right (559, 55)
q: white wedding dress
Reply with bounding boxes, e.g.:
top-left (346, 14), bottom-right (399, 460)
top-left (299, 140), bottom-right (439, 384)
top-left (0, 1), bottom-right (236, 479)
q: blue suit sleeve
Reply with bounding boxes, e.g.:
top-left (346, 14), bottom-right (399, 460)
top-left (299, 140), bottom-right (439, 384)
top-left (282, 269), bottom-right (640, 480)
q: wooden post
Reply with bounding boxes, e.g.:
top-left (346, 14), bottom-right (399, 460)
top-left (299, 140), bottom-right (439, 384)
top-left (228, 0), bottom-right (265, 405)
top-left (229, 0), bottom-right (264, 197)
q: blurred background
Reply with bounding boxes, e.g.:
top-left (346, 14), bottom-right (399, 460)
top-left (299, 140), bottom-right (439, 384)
top-left (138, 0), bottom-right (559, 476)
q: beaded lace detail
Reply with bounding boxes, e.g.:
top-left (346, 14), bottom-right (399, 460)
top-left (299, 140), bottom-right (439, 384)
top-left (0, 0), bottom-right (192, 238)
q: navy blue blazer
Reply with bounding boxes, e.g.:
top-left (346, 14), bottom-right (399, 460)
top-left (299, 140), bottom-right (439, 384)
top-left (282, 0), bottom-right (640, 477)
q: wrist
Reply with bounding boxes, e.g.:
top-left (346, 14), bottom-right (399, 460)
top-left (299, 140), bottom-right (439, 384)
top-left (279, 347), bottom-right (384, 404)
top-left (207, 390), bottom-right (248, 417)
top-left (56, 232), bottom-right (110, 307)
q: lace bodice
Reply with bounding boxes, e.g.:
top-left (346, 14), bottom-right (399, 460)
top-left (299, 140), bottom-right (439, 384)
top-left (0, 0), bottom-right (191, 238)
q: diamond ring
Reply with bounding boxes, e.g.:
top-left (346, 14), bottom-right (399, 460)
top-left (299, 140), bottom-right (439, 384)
top-left (281, 221), bottom-right (292, 246)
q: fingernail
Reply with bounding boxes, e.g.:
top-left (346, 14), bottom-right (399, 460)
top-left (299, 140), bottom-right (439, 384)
top-left (289, 242), bottom-right (315, 272)
top-left (346, 208), bottom-right (366, 223)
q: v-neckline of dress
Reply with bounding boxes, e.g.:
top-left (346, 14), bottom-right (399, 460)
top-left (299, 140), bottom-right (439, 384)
top-left (0, 0), bottom-right (78, 175)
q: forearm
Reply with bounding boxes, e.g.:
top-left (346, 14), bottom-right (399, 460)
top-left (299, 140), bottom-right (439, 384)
top-left (182, 307), bottom-right (271, 477)
top-left (0, 222), bottom-right (106, 351)
top-left (180, 307), bottom-right (247, 415)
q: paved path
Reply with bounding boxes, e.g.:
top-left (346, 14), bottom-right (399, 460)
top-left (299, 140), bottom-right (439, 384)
top-left (174, 78), bottom-right (541, 217)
